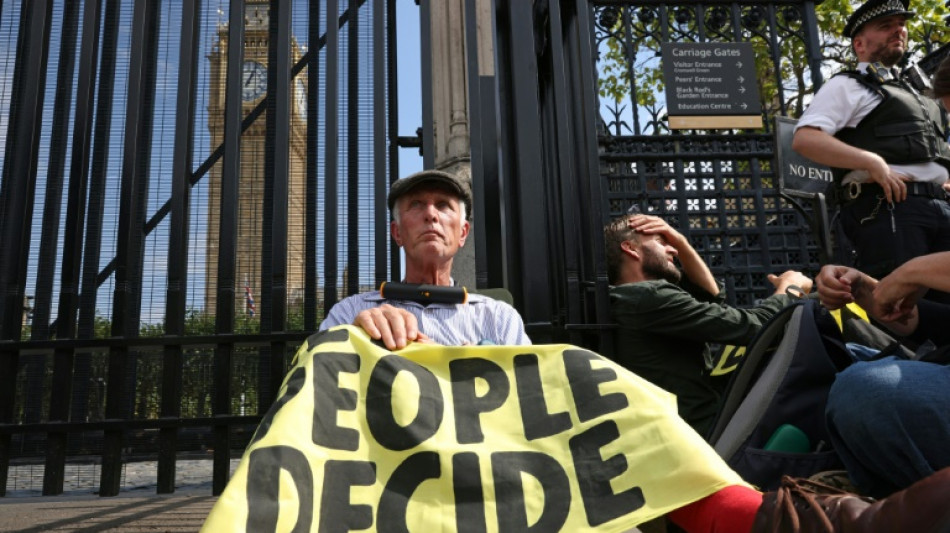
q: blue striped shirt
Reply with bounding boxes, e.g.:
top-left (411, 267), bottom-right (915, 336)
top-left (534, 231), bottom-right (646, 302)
top-left (319, 291), bottom-right (531, 346)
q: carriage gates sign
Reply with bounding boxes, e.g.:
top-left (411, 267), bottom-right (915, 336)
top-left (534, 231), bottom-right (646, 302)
top-left (663, 42), bottom-right (763, 129)
top-left (202, 326), bottom-right (744, 532)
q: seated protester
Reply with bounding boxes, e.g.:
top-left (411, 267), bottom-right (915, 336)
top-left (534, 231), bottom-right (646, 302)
top-left (318, 171), bottom-right (950, 532)
top-left (603, 211), bottom-right (812, 436)
top-left (817, 252), bottom-right (950, 498)
top-left (319, 169), bottom-right (529, 348)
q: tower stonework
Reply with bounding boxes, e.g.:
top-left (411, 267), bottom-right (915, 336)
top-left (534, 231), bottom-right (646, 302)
top-left (205, 1), bottom-right (308, 319)
top-left (427, 0), bottom-right (495, 289)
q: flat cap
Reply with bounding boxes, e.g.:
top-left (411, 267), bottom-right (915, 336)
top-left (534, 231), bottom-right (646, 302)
top-left (387, 170), bottom-right (473, 220)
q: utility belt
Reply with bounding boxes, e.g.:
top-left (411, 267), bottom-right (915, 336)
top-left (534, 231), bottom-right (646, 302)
top-left (839, 181), bottom-right (947, 203)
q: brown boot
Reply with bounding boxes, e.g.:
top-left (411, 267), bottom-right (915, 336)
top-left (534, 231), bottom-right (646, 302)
top-left (753, 467), bottom-right (950, 532)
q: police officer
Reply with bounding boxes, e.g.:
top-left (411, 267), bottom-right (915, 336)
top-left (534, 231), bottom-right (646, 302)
top-left (793, 0), bottom-right (950, 302)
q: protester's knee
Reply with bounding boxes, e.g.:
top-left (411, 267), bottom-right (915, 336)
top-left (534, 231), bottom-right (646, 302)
top-left (827, 360), bottom-right (903, 428)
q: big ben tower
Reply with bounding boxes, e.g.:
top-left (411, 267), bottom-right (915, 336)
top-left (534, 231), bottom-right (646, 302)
top-left (205, 1), bottom-right (308, 319)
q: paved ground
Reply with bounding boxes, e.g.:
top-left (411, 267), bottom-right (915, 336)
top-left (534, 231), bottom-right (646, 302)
top-left (4, 459), bottom-right (238, 496)
top-left (0, 459), bottom-right (236, 532)
top-left (0, 489), bottom-right (218, 532)
top-left (0, 459), bottom-right (653, 532)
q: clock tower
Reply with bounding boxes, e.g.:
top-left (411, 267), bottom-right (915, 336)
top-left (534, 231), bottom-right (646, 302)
top-left (205, 1), bottom-right (309, 320)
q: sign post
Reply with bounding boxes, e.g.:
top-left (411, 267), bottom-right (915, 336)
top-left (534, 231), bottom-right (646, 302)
top-left (773, 116), bottom-right (833, 194)
top-left (773, 116), bottom-right (836, 263)
top-left (663, 42), bottom-right (762, 129)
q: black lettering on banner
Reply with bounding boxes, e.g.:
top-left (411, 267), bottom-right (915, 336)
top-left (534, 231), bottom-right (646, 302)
top-left (377, 451), bottom-right (442, 533)
top-left (450, 358), bottom-right (510, 443)
top-left (246, 446), bottom-right (315, 533)
top-left (250, 367), bottom-right (306, 446)
top-left (318, 460), bottom-right (377, 532)
top-left (491, 452), bottom-right (570, 532)
top-left (563, 349), bottom-right (628, 422)
top-left (312, 352), bottom-right (362, 451)
top-left (453, 452), bottom-right (487, 533)
top-left (569, 420), bottom-right (645, 526)
top-left (513, 353), bottom-right (572, 441)
top-left (367, 354), bottom-right (444, 450)
top-left (302, 329), bottom-right (351, 362)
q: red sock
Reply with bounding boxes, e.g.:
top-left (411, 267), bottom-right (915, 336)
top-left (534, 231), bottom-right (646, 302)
top-left (667, 484), bottom-right (762, 533)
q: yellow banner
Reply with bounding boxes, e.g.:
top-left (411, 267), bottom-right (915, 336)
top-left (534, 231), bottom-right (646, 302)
top-left (203, 326), bottom-right (745, 532)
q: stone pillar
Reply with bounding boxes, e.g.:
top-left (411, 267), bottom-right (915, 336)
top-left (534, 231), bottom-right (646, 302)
top-left (427, 0), bottom-right (492, 289)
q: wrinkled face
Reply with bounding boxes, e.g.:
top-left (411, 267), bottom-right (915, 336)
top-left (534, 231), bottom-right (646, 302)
top-left (638, 235), bottom-right (682, 284)
top-left (391, 185), bottom-right (469, 263)
top-left (854, 14), bottom-right (908, 66)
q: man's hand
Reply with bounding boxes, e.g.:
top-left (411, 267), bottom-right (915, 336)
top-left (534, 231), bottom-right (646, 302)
top-left (870, 291), bottom-right (918, 324)
top-left (815, 264), bottom-right (867, 310)
top-left (815, 264), bottom-right (920, 336)
top-left (353, 304), bottom-right (432, 350)
top-left (628, 214), bottom-right (720, 296)
top-left (863, 151), bottom-right (909, 203)
top-left (627, 214), bottom-right (686, 250)
top-left (872, 268), bottom-right (926, 324)
top-left (767, 270), bottom-right (813, 296)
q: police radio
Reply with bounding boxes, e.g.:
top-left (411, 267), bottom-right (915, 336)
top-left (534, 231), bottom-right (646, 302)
top-left (866, 62), bottom-right (932, 93)
top-left (902, 63), bottom-right (932, 93)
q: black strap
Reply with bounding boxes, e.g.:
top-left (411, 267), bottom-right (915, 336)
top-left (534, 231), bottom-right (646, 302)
top-left (844, 181), bottom-right (946, 200)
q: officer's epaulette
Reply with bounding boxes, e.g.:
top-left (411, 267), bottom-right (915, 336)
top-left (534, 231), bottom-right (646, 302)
top-left (833, 70), bottom-right (887, 98)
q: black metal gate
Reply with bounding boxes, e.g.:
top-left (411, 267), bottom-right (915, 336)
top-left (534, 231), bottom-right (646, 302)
top-left (591, 0), bottom-right (828, 312)
top-left (0, 0), bottom-right (900, 499)
top-left (484, 0), bottom-right (831, 352)
top-left (0, 0), bottom-right (398, 497)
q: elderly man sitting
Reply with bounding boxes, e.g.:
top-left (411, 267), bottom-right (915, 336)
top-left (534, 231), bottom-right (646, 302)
top-left (319, 169), bottom-right (529, 348)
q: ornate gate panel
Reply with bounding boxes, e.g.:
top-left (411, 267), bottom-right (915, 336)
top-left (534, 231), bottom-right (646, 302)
top-left (487, 0), bottom-right (830, 353)
top-left (592, 0), bottom-right (828, 306)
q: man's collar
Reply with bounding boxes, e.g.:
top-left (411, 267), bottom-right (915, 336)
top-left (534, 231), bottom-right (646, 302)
top-left (399, 277), bottom-right (458, 286)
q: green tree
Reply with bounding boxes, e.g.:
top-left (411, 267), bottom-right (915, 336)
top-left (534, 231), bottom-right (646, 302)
top-left (815, 0), bottom-right (948, 66)
top-left (596, 1), bottom-right (950, 129)
top-left (184, 308), bottom-right (217, 335)
top-left (94, 314), bottom-right (112, 338)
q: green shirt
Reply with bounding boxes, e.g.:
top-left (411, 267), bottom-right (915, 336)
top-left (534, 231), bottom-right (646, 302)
top-left (608, 279), bottom-right (792, 437)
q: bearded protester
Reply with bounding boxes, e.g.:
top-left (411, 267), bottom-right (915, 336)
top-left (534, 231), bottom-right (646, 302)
top-left (603, 211), bottom-right (811, 436)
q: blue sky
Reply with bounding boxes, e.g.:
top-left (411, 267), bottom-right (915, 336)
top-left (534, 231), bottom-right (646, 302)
top-left (0, 1), bottom-right (425, 327)
top-left (395, 2), bottom-right (425, 177)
